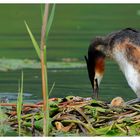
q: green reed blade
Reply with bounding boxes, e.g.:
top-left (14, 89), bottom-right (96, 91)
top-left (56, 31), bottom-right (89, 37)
top-left (17, 71), bottom-right (23, 136)
top-left (46, 4), bottom-right (55, 39)
top-left (24, 21), bottom-right (40, 59)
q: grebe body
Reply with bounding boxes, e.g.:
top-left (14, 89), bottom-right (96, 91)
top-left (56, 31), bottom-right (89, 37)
top-left (113, 45), bottom-right (140, 98)
top-left (85, 28), bottom-right (140, 103)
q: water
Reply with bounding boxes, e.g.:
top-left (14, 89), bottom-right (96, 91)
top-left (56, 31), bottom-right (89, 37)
top-left (0, 4), bottom-right (140, 61)
top-left (0, 4), bottom-right (139, 102)
top-left (0, 60), bottom-right (136, 103)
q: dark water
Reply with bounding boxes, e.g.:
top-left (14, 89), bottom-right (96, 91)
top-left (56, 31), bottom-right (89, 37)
top-left (0, 60), bottom-right (136, 103)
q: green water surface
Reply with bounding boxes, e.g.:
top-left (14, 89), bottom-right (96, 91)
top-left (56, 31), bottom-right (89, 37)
top-left (0, 4), bottom-right (139, 102)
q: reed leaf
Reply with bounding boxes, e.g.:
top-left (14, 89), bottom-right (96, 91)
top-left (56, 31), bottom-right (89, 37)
top-left (49, 82), bottom-right (55, 96)
top-left (17, 71), bottom-right (24, 136)
top-left (46, 4), bottom-right (55, 39)
top-left (40, 4), bottom-right (44, 21)
top-left (24, 21), bottom-right (40, 59)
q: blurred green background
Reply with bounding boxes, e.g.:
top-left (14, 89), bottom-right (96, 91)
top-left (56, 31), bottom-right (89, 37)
top-left (1, 4), bottom-right (140, 60)
top-left (0, 4), bottom-right (140, 102)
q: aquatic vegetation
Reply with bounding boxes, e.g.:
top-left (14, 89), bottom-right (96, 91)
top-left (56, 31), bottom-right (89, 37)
top-left (0, 107), bottom-right (16, 136)
top-left (0, 58), bottom-right (86, 71)
top-left (25, 4), bottom-right (55, 136)
top-left (16, 71), bottom-right (24, 136)
top-left (0, 107), bottom-right (9, 136)
top-left (1, 96), bottom-right (140, 136)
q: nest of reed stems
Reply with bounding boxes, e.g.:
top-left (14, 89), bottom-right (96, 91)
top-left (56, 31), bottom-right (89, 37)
top-left (1, 96), bottom-right (140, 136)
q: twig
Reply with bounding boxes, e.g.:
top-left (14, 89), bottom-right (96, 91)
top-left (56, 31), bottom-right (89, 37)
top-left (31, 115), bottom-right (35, 136)
top-left (74, 107), bottom-right (90, 124)
top-left (77, 124), bottom-right (87, 134)
top-left (128, 106), bottom-right (140, 112)
top-left (0, 103), bottom-right (43, 108)
top-left (107, 121), bottom-right (115, 131)
top-left (8, 114), bottom-right (34, 122)
top-left (62, 119), bottom-right (96, 134)
top-left (115, 123), bottom-right (126, 134)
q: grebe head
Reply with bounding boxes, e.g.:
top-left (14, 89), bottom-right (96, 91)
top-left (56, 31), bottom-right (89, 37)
top-left (89, 43), bottom-right (105, 85)
top-left (85, 37), bottom-right (106, 98)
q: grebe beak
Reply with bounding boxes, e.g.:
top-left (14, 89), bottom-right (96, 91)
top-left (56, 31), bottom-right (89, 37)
top-left (85, 54), bottom-right (105, 100)
top-left (93, 78), bottom-right (99, 99)
top-left (93, 72), bottom-right (103, 99)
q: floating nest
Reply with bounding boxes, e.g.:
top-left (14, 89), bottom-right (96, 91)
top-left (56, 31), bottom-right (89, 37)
top-left (1, 96), bottom-right (140, 136)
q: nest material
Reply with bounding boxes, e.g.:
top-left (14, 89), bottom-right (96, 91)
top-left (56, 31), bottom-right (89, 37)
top-left (2, 96), bottom-right (140, 136)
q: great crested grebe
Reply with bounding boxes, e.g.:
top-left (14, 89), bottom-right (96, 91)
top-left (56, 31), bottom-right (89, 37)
top-left (85, 28), bottom-right (140, 104)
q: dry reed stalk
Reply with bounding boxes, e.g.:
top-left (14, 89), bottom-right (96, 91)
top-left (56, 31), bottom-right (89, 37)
top-left (0, 103), bottom-right (43, 108)
top-left (40, 4), bottom-right (49, 136)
